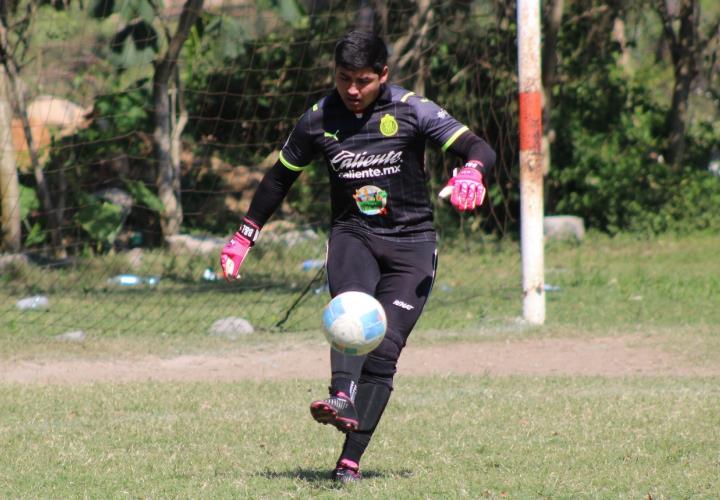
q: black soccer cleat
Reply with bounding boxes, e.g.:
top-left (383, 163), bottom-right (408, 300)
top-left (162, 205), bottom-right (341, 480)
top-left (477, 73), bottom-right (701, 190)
top-left (310, 391), bottom-right (359, 432)
top-left (331, 458), bottom-right (362, 484)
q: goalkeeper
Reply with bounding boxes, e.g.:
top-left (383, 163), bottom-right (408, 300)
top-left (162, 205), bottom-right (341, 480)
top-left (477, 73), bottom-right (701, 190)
top-left (220, 30), bottom-right (495, 484)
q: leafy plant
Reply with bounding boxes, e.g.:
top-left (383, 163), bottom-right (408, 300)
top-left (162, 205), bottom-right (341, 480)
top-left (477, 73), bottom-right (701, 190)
top-left (123, 178), bottom-right (163, 213)
top-left (73, 192), bottom-right (126, 246)
top-left (18, 185), bottom-right (45, 247)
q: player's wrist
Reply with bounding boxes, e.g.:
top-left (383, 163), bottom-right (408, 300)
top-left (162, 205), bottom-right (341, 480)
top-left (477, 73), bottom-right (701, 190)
top-left (235, 217), bottom-right (261, 246)
top-left (463, 160), bottom-right (484, 174)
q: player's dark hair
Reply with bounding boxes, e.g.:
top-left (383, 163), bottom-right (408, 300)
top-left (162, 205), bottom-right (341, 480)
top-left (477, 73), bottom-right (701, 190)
top-left (334, 31), bottom-right (388, 74)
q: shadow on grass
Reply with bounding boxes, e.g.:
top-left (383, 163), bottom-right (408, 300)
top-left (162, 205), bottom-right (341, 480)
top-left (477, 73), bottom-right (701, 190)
top-left (256, 467), bottom-right (413, 485)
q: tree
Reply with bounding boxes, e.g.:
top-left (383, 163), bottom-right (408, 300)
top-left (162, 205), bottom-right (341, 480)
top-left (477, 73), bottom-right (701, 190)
top-left (0, 65), bottom-right (20, 252)
top-left (91, 0), bottom-right (204, 240)
top-left (542, 0), bottom-right (564, 176)
top-left (153, 0), bottom-right (204, 239)
top-left (0, 7), bottom-right (66, 258)
top-left (655, 0), bottom-right (719, 168)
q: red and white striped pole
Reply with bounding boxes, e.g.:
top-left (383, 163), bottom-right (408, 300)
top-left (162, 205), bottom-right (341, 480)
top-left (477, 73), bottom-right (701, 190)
top-left (517, 0), bottom-right (545, 324)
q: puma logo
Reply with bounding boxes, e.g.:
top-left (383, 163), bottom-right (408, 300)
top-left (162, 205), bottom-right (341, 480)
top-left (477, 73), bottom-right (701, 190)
top-left (324, 129), bottom-right (340, 141)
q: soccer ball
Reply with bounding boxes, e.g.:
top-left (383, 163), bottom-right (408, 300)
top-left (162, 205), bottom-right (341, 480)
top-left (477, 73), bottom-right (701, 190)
top-left (322, 291), bottom-right (387, 355)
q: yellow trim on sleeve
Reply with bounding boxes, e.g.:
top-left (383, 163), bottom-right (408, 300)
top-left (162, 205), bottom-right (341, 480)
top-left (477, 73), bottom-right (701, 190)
top-left (441, 126), bottom-right (469, 152)
top-left (400, 91), bottom-right (416, 103)
top-left (279, 151), bottom-right (306, 172)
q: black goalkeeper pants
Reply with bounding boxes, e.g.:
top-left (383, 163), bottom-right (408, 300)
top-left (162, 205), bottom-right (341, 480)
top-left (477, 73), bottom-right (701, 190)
top-left (325, 225), bottom-right (438, 384)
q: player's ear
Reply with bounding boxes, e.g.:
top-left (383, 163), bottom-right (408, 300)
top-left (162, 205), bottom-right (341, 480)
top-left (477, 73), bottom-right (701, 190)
top-left (379, 65), bottom-right (389, 84)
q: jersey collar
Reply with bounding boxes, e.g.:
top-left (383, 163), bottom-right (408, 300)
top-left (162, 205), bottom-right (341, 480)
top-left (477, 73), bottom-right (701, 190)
top-left (376, 84), bottom-right (392, 104)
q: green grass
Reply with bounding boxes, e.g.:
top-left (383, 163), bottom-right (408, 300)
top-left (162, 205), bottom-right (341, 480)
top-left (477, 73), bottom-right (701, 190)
top-left (1, 232), bottom-right (719, 497)
top-left (1, 376), bottom-right (718, 498)
top-left (2, 231), bottom-right (719, 361)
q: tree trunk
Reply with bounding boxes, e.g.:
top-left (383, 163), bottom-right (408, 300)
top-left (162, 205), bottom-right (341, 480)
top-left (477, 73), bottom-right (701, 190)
top-left (154, 80), bottom-right (181, 237)
top-left (541, 0), bottom-right (564, 176)
top-left (389, 0), bottom-right (432, 84)
top-left (656, 0), bottom-right (700, 168)
top-left (153, 0), bottom-right (203, 239)
top-left (0, 20), bottom-right (65, 258)
top-left (612, 16), bottom-right (631, 71)
top-left (0, 66), bottom-right (20, 252)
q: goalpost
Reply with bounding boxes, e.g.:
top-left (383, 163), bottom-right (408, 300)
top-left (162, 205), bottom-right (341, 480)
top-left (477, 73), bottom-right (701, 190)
top-left (517, 0), bottom-right (546, 324)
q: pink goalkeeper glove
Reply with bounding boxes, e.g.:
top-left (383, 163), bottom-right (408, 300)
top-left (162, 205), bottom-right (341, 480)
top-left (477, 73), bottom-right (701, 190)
top-left (438, 162), bottom-right (486, 212)
top-left (220, 218), bottom-right (260, 281)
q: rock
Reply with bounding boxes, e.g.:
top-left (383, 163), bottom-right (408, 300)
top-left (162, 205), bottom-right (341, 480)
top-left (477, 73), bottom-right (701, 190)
top-left (544, 215), bottom-right (585, 241)
top-left (124, 248), bottom-right (143, 270)
top-left (0, 254), bottom-right (29, 273)
top-left (95, 188), bottom-right (133, 212)
top-left (55, 330), bottom-right (86, 342)
top-left (165, 234), bottom-right (226, 256)
top-left (208, 317), bottom-right (255, 340)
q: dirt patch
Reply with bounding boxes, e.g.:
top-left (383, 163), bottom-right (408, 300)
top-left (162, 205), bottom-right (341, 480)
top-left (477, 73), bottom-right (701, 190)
top-left (1, 336), bottom-right (716, 384)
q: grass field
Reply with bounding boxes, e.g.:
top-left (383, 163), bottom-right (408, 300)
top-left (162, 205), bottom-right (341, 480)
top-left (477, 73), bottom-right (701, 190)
top-left (1, 231), bottom-right (719, 497)
top-left (1, 231), bottom-right (719, 359)
top-left (1, 377), bottom-right (718, 497)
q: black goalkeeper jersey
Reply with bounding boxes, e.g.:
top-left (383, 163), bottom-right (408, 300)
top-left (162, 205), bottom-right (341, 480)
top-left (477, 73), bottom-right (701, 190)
top-left (279, 83), bottom-right (471, 240)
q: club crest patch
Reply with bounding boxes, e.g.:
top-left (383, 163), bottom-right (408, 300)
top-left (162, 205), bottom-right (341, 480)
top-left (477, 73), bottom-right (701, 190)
top-left (379, 114), bottom-right (398, 137)
top-left (353, 185), bottom-right (388, 215)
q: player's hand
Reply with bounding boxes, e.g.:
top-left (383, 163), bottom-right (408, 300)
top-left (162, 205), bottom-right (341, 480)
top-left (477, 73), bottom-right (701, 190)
top-left (438, 162), bottom-right (486, 211)
top-left (220, 218), bottom-right (260, 281)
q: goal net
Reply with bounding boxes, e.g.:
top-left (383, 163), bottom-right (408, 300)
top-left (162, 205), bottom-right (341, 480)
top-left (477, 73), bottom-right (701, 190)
top-left (1, 0), bottom-right (518, 337)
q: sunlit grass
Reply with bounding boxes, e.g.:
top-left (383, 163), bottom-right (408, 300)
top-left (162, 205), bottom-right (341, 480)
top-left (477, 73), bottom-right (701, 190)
top-left (1, 376), bottom-right (718, 497)
top-left (1, 231), bottom-right (719, 361)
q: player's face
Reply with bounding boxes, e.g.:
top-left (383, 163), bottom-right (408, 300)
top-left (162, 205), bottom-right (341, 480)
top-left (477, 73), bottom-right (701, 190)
top-left (335, 66), bottom-right (389, 113)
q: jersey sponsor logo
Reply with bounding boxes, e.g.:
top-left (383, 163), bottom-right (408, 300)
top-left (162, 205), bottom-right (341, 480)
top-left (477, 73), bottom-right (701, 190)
top-left (380, 113), bottom-right (399, 137)
top-left (330, 150), bottom-right (403, 174)
top-left (392, 299), bottom-right (414, 310)
top-left (353, 185), bottom-right (388, 216)
top-left (436, 109), bottom-right (449, 119)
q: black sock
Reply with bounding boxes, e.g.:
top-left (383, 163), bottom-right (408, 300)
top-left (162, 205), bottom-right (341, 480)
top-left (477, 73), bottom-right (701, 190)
top-left (330, 377), bottom-right (357, 401)
top-left (339, 379), bottom-right (392, 465)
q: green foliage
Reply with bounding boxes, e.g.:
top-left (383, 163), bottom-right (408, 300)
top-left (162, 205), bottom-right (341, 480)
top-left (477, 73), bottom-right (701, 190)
top-left (37, 85), bottom-right (158, 253)
top-left (548, 66), bottom-right (720, 233)
top-left (109, 21), bottom-right (158, 68)
top-left (18, 185), bottom-right (45, 246)
top-left (13, 0), bottom-right (719, 252)
top-left (649, 170), bottom-right (720, 233)
top-left (90, 0), bottom-right (160, 69)
top-left (122, 178), bottom-right (163, 212)
top-left (58, 84), bottom-right (152, 164)
top-left (73, 192), bottom-right (125, 245)
top-left (257, 0), bottom-right (306, 26)
top-left (546, 1), bottom-right (720, 234)
top-left (18, 185), bottom-right (40, 221)
top-left (188, 15), bottom-right (247, 63)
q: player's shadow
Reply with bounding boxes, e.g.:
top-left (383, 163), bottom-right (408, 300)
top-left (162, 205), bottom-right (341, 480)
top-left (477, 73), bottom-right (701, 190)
top-left (257, 467), bottom-right (412, 485)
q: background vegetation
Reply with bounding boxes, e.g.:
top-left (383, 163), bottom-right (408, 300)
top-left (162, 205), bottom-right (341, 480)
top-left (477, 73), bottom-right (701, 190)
top-left (1, 0), bottom-right (718, 260)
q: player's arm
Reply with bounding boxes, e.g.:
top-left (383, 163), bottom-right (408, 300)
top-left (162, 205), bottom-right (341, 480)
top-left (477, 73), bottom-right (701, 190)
top-left (439, 130), bottom-right (496, 212)
top-left (220, 109), bottom-right (316, 280)
top-left (409, 94), bottom-right (496, 211)
top-left (219, 162), bottom-right (301, 280)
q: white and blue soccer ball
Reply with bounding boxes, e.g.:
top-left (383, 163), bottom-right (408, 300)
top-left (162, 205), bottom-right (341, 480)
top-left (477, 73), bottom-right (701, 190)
top-left (322, 291), bottom-right (387, 355)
